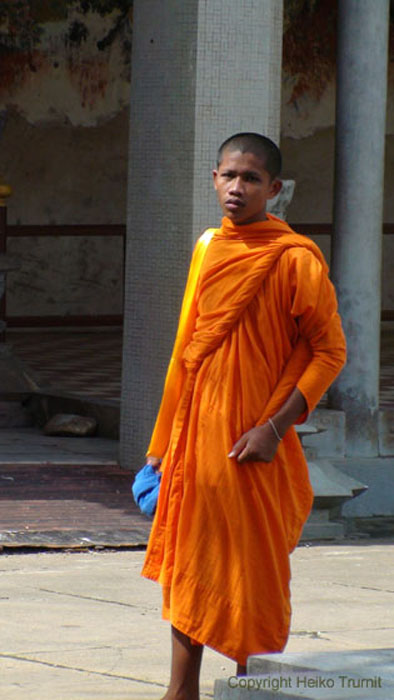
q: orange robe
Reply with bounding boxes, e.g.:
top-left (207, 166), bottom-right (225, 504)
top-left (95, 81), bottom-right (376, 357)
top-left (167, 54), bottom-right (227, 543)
top-left (142, 215), bottom-right (346, 665)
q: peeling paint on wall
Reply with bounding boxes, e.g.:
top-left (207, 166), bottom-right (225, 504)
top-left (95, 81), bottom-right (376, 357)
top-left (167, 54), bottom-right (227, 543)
top-left (283, 0), bottom-right (337, 104)
top-left (0, 1), bottom-right (132, 126)
top-left (281, 0), bottom-right (394, 138)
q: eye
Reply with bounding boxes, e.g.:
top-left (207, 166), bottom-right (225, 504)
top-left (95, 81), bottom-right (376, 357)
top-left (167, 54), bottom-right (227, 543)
top-left (245, 174), bottom-right (260, 182)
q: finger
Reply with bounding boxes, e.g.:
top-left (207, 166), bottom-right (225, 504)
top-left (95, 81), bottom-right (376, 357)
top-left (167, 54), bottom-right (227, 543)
top-left (228, 434), bottom-right (248, 458)
top-left (147, 457), bottom-right (161, 467)
top-left (236, 445), bottom-right (251, 463)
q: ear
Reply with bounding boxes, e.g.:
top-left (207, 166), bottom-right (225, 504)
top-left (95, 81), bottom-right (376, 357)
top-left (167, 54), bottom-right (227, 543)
top-left (268, 178), bottom-right (282, 199)
top-left (212, 169), bottom-right (218, 190)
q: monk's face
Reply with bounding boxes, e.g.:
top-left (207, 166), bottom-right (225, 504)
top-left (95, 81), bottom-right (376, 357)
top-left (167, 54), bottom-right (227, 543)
top-left (212, 149), bottom-right (281, 225)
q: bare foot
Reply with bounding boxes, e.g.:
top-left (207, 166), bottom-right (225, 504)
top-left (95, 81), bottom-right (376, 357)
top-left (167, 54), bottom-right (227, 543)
top-left (161, 691), bottom-right (197, 700)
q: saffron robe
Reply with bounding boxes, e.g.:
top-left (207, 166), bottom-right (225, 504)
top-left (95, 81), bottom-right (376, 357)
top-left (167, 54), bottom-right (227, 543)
top-left (142, 215), bottom-right (346, 665)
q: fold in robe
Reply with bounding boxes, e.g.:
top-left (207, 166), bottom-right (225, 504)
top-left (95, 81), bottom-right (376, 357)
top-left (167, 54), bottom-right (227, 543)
top-left (142, 214), bottom-right (346, 664)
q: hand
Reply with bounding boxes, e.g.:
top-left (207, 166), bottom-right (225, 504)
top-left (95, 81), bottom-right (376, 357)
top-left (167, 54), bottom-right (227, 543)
top-left (146, 456), bottom-right (161, 468)
top-left (228, 423), bottom-right (280, 464)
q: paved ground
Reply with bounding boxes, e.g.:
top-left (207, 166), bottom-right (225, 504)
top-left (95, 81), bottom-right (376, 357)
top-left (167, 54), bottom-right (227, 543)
top-left (1, 328), bottom-right (393, 697)
top-left (0, 459), bottom-right (151, 549)
top-left (1, 540), bottom-right (393, 699)
top-left (0, 428), bottom-right (153, 548)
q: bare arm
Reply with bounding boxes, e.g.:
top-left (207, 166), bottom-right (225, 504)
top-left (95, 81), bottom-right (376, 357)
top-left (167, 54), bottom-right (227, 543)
top-left (228, 387), bottom-right (307, 463)
top-left (229, 250), bottom-right (345, 466)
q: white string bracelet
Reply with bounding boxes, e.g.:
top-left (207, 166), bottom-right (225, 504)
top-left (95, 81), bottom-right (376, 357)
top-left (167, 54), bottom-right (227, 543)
top-left (268, 417), bottom-right (282, 442)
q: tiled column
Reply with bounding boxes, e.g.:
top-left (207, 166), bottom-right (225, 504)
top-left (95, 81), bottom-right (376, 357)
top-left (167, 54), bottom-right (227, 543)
top-left (120, 0), bottom-right (283, 467)
top-left (329, 0), bottom-right (390, 456)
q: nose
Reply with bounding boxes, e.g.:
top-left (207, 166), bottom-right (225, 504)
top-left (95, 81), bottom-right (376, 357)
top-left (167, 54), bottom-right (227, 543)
top-left (229, 176), bottom-right (243, 195)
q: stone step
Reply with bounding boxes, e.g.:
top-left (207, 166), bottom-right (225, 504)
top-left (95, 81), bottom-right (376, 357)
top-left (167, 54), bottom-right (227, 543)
top-left (296, 414), bottom-right (366, 540)
top-left (300, 460), bottom-right (368, 540)
top-left (301, 513), bottom-right (345, 541)
top-left (307, 460), bottom-right (368, 507)
top-left (214, 649), bottom-right (394, 699)
top-left (29, 392), bottom-right (120, 439)
top-left (297, 409), bottom-right (346, 459)
top-left (0, 400), bottom-right (33, 428)
top-left (0, 427), bottom-right (118, 465)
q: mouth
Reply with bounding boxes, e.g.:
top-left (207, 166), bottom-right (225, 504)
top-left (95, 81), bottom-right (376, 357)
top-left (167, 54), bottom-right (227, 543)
top-left (225, 198), bottom-right (244, 211)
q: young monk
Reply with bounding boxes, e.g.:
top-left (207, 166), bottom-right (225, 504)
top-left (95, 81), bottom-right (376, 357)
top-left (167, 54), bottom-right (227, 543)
top-left (141, 133), bottom-right (346, 699)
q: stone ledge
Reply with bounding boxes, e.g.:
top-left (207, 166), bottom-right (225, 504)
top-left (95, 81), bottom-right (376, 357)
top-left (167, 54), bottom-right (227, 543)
top-left (215, 675), bottom-right (386, 699)
top-left (214, 649), bottom-right (394, 699)
top-left (301, 460), bottom-right (367, 540)
top-left (299, 409), bottom-right (346, 459)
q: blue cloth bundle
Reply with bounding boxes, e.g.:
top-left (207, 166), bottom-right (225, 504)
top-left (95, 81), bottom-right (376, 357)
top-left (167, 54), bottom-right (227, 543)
top-left (132, 463), bottom-right (162, 517)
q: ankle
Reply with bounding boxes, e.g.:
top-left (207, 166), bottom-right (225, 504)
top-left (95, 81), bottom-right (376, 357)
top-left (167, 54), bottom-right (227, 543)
top-left (161, 691), bottom-right (197, 700)
top-left (163, 680), bottom-right (200, 700)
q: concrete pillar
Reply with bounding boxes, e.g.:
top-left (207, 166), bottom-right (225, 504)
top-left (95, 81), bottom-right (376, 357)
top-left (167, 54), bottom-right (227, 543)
top-left (120, 0), bottom-right (283, 467)
top-left (329, 0), bottom-right (390, 456)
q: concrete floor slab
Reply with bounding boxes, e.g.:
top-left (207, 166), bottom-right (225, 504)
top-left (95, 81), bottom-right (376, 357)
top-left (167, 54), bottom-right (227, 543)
top-left (0, 542), bottom-right (393, 699)
top-left (0, 427), bottom-right (118, 464)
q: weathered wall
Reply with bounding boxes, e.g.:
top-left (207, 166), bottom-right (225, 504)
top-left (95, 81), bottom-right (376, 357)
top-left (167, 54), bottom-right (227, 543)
top-left (2, 1), bottom-right (393, 228)
top-left (7, 234), bottom-right (123, 318)
top-left (282, 129), bottom-right (394, 224)
top-left (3, 105), bottom-right (127, 319)
top-left (0, 2), bottom-right (131, 227)
top-left (280, 0), bottom-right (394, 227)
top-left (0, 1), bottom-right (393, 319)
top-left (0, 2), bottom-right (131, 127)
top-left (0, 2), bottom-right (130, 318)
top-left (2, 110), bottom-right (128, 226)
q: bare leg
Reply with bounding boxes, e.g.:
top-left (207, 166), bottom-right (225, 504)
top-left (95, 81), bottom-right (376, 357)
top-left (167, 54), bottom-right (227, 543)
top-left (236, 663), bottom-right (247, 676)
top-left (161, 625), bottom-right (204, 700)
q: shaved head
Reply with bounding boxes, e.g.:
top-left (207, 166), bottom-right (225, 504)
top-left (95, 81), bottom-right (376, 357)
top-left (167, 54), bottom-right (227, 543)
top-left (217, 132), bottom-right (282, 180)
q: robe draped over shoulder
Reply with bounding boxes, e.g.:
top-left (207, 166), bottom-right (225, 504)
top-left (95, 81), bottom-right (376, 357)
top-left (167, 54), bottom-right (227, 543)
top-left (142, 215), bottom-right (346, 665)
